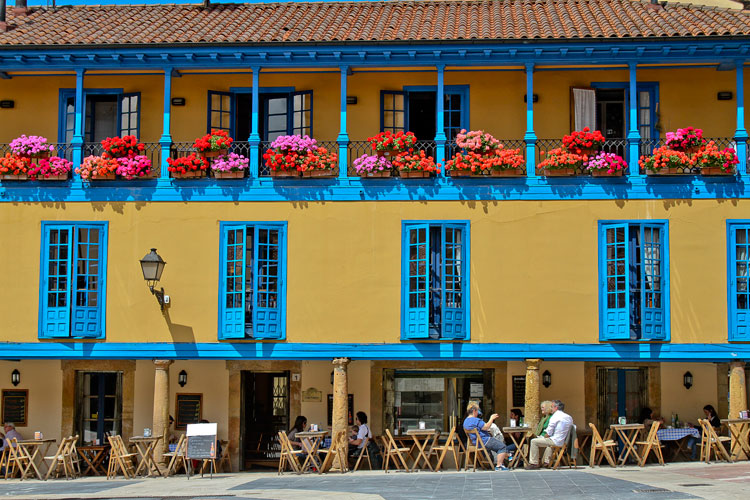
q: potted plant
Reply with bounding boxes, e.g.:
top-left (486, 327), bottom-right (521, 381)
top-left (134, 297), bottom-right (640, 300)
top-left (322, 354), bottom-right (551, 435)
top-left (585, 152), bottom-right (628, 177)
top-left (445, 151), bottom-right (480, 177)
top-left (28, 156), bottom-right (73, 181)
top-left (392, 150), bottom-right (440, 178)
top-left (299, 147), bottom-right (338, 178)
top-left (115, 155), bottom-right (153, 180)
top-left (445, 148), bottom-right (526, 177)
top-left (194, 129), bottom-right (233, 159)
top-left (454, 129), bottom-right (502, 155)
top-left (353, 154), bottom-right (392, 178)
top-left (167, 154), bottom-right (208, 179)
top-left (76, 155), bottom-right (119, 181)
top-left (263, 135), bottom-right (320, 178)
top-left (562, 127), bottom-right (605, 156)
top-left (693, 141), bottom-right (739, 176)
top-left (211, 152), bottom-right (249, 179)
top-left (368, 131), bottom-right (417, 158)
top-left (537, 147), bottom-right (583, 176)
top-left (0, 153), bottom-right (31, 180)
top-left (101, 135), bottom-right (145, 159)
top-left (665, 127), bottom-right (705, 154)
top-left (9, 134), bottom-right (55, 159)
top-left (640, 146), bottom-right (691, 175)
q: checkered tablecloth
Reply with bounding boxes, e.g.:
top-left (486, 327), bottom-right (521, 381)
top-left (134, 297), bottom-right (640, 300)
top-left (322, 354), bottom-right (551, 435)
top-left (656, 428), bottom-right (700, 441)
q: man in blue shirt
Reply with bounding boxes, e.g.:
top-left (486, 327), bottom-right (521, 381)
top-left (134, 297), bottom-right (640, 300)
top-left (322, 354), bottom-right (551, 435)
top-left (463, 401), bottom-right (508, 470)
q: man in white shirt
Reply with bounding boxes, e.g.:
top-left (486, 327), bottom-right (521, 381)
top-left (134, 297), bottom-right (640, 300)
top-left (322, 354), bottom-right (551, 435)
top-left (525, 400), bottom-right (573, 469)
top-left (0, 422), bottom-right (23, 451)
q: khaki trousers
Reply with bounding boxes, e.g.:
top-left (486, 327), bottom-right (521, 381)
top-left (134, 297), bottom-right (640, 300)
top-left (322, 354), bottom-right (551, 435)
top-left (529, 437), bottom-right (556, 465)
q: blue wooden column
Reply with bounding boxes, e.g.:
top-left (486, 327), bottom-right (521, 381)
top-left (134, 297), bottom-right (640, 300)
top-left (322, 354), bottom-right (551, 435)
top-left (337, 66), bottom-right (350, 181)
top-left (524, 63), bottom-right (537, 178)
top-left (71, 68), bottom-right (85, 175)
top-left (159, 67), bottom-right (173, 180)
top-left (735, 60), bottom-right (748, 175)
top-left (627, 62), bottom-right (641, 176)
top-left (435, 64), bottom-right (447, 175)
top-left (249, 66), bottom-right (261, 178)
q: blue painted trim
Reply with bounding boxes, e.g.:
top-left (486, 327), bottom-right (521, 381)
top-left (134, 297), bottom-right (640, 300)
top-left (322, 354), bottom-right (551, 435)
top-left (726, 220), bottom-right (750, 342)
top-left (38, 221), bottom-right (108, 340)
top-left (337, 66), bottom-right (350, 181)
top-left (524, 63), bottom-right (537, 177)
top-left (628, 64), bottom-right (642, 176)
top-left (735, 62), bottom-right (748, 176)
top-left (72, 70), bottom-right (85, 168)
top-left (1, 341), bottom-right (749, 361)
top-left (250, 67), bottom-right (261, 176)
top-left (434, 65), bottom-right (447, 173)
top-left (159, 69), bottom-right (172, 180)
top-left (228, 86), bottom-right (295, 94)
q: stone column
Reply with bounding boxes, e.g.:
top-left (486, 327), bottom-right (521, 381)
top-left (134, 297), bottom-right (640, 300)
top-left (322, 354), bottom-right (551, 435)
top-left (524, 359), bottom-right (542, 432)
top-left (729, 361), bottom-right (748, 419)
top-left (152, 359), bottom-right (173, 464)
top-left (331, 357), bottom-right (350, 470)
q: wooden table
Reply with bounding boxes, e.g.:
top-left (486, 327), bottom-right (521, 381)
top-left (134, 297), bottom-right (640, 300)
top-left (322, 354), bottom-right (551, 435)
top-left (610, 424), bottom-right (644, 466)
top-left (721, 418), bottom-right (750, 461)
top-left (656, 428), bottom-right (700, 461)
top-left (502, 426), bottom-right (533, 469)
top-left (405, 429), bottom-right (439, 471)
top-left (17, 439), bottom-right (56, 480)
top-left (78, 444), bottom-right (109, 476)
top-left (295, 430), bottom-right (328, 473)
top-left (130, 435), bottom-right (164, 477)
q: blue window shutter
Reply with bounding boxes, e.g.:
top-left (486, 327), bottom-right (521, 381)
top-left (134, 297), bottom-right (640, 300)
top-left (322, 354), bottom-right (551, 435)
top-left (730, 225), bottom-right (750, 341)
top-left (641, 224), bottom-right (666, 340)
top-left (219, 225), bottom-right (247, 339)
top-left (402, 224), bottom-right (430, 339)
top-left (70, 226), bottom-right (106, 338)
top-left (290, 90), bottom-right (313, 137)
top-left (207, 91), bottom-right (234, 136)
top-left (120, 93), bottom-right (141, 137)
top-left (381, 91), bottom-right (407, 133)
top-left (40, 225), bottom-right (73, 338)
top-left (252, 226), bottom-right (284, 339)
top-left (601, 223), bottom-right (630, 340)
top-left (441, 225), bottom-right (467, 339)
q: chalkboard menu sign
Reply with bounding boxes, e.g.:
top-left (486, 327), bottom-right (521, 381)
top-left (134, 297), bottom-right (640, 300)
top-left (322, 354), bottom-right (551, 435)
top-left (176, 393), bottom-right (202, 430)
top-left (2, 389), bottom-right (28, 426)
top-left (512, 376), bottom-right (526, 408)
top-left (327, 394), bottom-right (354, 426)
top-left (186, 422), bottom-right (217, 460)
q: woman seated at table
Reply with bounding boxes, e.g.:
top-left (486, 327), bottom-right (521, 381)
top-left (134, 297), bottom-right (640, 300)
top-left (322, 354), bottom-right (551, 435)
top-left (288, 415), bottom-right (308, 449)
top-left (638, 407), bottom-right (664, 427)
top-left (686, 405), bottom-right (721, 460)
top-left (348, 412), bottom-right (371, 457)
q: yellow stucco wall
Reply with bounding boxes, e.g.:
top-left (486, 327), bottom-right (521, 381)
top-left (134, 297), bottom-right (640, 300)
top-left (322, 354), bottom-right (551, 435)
top-left (660, 362), bottom-right (720, 423)
top-left (0, 67), bottom-right (741, 144)
top-left (0, 199), bottom-right (742, 345)
top-left (0, 360), bottom-right (63, 442)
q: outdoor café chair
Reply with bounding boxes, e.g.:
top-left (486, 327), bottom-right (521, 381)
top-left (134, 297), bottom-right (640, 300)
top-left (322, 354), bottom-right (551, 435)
top-left (7, 438), bottom-right (33, 480)
top-left (163, 434), bottom-right (186, 476)
top-left (549, 424), bottom-right (577, 470)
top-left (68, 435), bottom-right (82, 477)
top-left (43, 436), bottom-right (72, 480)
top-left (353, 436), bottom-right (373, 471)
top-left (636, 421), bottom-right (665, 466)
top-left (464, 429), bottom-right (494, 471)
top-left (107, 435), bottom-right (137, 479)
top-left (218, 440), bottom-right (232, 472)
top-left (428, 426), bottom-right (462, 471)
top-left (277, 431), bottom-right (303, 474)
top-left (588, 423), bottom-right (617, 467)
top-left (383, 429), bottom-right (411, 473)
top-left (318, 430), bottom-right (349, 473)
top-left (698, 418), bottom-right (732, 463)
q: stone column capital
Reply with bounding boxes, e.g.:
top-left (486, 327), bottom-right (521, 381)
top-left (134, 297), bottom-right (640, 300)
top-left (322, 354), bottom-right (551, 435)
top-left (332, 357), bottom-right (351, 368)
top-left (525, 359), bottom-right (542, 370)
top-left (153, 359), bottom-right (174, 370)
top-left (729, 360), bottom-right (746, 369)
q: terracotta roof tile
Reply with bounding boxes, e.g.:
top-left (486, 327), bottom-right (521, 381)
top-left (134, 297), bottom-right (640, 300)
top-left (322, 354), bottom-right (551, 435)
top-left (2, 0), bottom-right (750, 47)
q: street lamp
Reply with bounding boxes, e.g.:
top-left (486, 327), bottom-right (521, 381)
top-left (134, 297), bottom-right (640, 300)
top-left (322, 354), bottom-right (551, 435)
top-left (542, 370), bottom-right (552, 388)
top-left (683, 371), bottom-right (693, 390)
top-left (11, 369), bottom-right (20, 387)
top-left (139, 248), bottom-right (168, 311)
top-left (178, 370), bottom-right (188, 388)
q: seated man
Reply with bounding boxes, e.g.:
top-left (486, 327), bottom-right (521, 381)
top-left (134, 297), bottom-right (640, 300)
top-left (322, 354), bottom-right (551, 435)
top-left (525, 400), bottom-right (572, 469)
top-left (0, 423), bottom-right (22, 451)
top-left (463, 401), bottom-right (508, 471)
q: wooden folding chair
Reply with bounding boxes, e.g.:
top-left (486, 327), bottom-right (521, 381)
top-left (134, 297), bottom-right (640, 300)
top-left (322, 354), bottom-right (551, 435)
top-left (217, 440), bottom-right (231, 472)
top-left (464, 429), bottom-right (494, 471)
top-left (68, 435), bottom-right (82, 478)
top-left (44, 437), bottom-right (72, 480)
top-left (549, 426), bottom-right (577, 470)
top-left (277, 431), bottom-right (304, 474)
top-left (382, 429), bottom-right (411, 472)
top-left (353, 436), bottom-right (373, 471)
top-left (319, 430), bottom-right (349, 473)
top-left (698, 418), bottom-right (732, 463)
top-left (163, 434), bottom-right (187, 476)
top-left (8, 438), bottom-right (34, 480)
top-left (107, 435), bottom-right (137, 479)
top-left (428, 426), bottom-right (462, 471)
top-left (588, 423), bottom-right (617, 467)
top-left (636, 421), bottom-right (664, 466)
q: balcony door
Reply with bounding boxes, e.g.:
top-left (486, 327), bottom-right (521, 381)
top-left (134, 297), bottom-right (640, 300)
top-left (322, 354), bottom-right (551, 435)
top-left (381, 86), bottom-right (468, 145)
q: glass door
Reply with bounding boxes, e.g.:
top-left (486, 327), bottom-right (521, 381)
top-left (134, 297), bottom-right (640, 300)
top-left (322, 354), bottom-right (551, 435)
top-left (75, 371), bottom-right (122, 445)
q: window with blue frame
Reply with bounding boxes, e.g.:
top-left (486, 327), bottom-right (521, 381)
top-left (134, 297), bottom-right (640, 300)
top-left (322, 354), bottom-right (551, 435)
top-left (402, 221), bottom-right (469, 340)
top-left (218, 222), bottom-right (287, 340)
top-left (39, 222), bottom-right (108, 339)
top-left (59, 90), bottom-right (141, 144)
top-left (381, 86), bottom-right (469, 144)
top-left (599, 221), bottom-right (669, 341)
top-left (727, 222), bottom-right (750, 341)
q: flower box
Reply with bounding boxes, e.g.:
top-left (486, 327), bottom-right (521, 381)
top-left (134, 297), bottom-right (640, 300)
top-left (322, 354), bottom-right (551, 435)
top-left (214, 170), bottom-right (245, 179)
top-left (360, 170), bottom-right (392, 178)
top-left (270, 170), bottom-right (300, 178)
top-left (646, 167), bottom-right (685, 176)
top-left (591, 169), bottom-right (624, 177)
top-left (376, 150), bottom-right (398, 159)
top-left (400, 170), bottom-right (433, 179)
top-left (701, 167), bottom-right (735, 176)
top-left (200, 149), bottom-right (228, 159)
top-left (172, 170), bottom-right (206, 179)
top-left (1, 174), bottom-right (28, 181)
top-left (450, 169), bottom-right (477, 177)
top-left (488, 168), bottom-right (526, 177)
top-left (38, 173), bottom-right (69, 181)
top-left (301, 169), bottom-right (336, 178)
top-left (541, 168), bottom-right (577, 177)
top-left (91, 172), bottom-right (116, 180)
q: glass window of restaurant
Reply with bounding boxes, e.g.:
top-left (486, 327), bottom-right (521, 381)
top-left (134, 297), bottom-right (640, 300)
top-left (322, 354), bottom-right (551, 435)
top-left (385, 370), bottom-right (494, 435)
top-left (75, 371), bottom-right (123, 445)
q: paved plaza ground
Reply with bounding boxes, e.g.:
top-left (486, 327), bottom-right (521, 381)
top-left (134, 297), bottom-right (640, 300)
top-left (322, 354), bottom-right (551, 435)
top-left (0, 462), bottom-right (748, 500)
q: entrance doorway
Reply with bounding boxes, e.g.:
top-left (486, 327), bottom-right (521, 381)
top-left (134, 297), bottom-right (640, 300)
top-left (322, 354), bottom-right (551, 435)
top-left (75, 371), bottom-right (123, 446)
top-left (597, 367), bottom-right (648, 430)
top-left (240, 371), bottom-right (290, 470)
